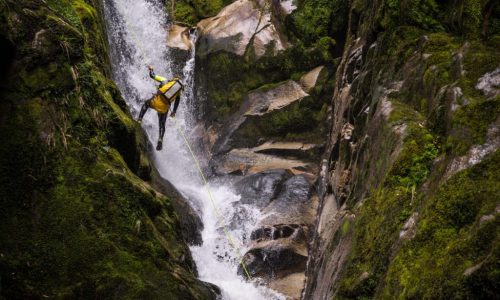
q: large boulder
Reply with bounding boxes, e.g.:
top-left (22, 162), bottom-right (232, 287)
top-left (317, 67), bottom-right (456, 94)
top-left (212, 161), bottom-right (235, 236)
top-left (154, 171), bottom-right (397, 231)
top-left (238, 175), bottom-right (318, 298)
top-left (234, 169), bottom-right (293, 208)
top-left (196, 0), bottom-right (288, 58)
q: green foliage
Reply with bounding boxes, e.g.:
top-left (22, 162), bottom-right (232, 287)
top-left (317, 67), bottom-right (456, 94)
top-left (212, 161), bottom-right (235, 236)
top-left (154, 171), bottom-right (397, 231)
top-left (383, 0), bottom-right (442, 30)
top-left (170, 0), bottom-right (230, 25)
top-left (192, 0), bottom-right (225, 18)
top-left (289, 0), bottom-right (348, 45)
top-left (462, 0), bottom-right (482, 36)
top-left (172, 1), bottom-right (198, 25)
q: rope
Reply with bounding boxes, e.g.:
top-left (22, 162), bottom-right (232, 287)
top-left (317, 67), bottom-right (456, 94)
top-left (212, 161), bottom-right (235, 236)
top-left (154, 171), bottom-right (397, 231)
top-left (120, 3), bottom-right (253, 281)
top-left (172, 119), bottom-right (253, 281)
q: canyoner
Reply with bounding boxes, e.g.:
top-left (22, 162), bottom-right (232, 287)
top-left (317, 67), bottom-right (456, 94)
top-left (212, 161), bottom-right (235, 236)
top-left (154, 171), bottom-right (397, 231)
top-left (138, 65), bottom-right (184, 150)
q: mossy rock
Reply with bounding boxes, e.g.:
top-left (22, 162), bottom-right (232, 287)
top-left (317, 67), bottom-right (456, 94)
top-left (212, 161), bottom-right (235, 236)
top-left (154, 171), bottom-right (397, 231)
top-left (0, 1), bottom-right (216, 299)
top-left (381, 150), bottom-right (500, 299)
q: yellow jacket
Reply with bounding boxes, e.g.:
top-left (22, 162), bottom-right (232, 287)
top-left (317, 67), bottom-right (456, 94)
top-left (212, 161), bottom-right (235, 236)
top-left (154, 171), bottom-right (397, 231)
top-left (149, 70), bottom-right (183, 114)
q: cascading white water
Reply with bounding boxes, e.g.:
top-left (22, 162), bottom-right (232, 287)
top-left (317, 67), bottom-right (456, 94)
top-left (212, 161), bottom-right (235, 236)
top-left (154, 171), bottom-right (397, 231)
top-left (102, 0), bottom-right (284, 299)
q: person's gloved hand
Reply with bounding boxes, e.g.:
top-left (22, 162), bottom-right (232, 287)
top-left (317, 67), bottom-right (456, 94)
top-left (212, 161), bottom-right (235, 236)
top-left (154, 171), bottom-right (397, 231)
top-left (147, 65), bottom-right (153, 71)
top-left (170, 112), bottom-right (176, 118)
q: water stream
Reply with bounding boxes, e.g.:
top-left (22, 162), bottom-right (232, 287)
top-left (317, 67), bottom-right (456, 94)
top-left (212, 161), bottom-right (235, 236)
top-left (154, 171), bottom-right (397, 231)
top-left (102, 0), bottom-right (283, 299)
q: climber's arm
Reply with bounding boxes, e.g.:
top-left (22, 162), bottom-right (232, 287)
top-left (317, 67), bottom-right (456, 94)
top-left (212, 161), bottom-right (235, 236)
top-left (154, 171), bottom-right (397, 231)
top-left (148, 66), bottom-right (166, 83)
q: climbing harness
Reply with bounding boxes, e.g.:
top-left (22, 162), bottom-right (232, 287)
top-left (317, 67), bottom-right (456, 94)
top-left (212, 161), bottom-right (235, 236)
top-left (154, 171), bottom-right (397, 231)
top-left (121, 8), bottom-right (253, 281)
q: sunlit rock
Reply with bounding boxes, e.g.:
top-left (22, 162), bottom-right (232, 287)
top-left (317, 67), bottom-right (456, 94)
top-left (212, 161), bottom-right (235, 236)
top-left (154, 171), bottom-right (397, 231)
top-left (196, 0), bottom-right (288, 57)
top-left (299, 66), bottom-right (325, 92)
top-left (218, 148), bottom-right (314, 175)
top-left (166, 24), bottom-right (194, 51)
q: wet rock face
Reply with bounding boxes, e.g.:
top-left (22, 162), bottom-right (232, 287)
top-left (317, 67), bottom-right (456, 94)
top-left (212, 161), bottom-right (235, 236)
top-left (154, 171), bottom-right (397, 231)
top-left (234, 169), bottom-right (292, 208)
top-left (268, 175), bottom-right (313, 209)
top-left (240, 243), bottom-right (308, 278)
top-left (250, 223), bottom-right (308, 243)
top-left (237, 173), bottom-right (317, 297)
top-left (151, 166), bottom-right (203, 246)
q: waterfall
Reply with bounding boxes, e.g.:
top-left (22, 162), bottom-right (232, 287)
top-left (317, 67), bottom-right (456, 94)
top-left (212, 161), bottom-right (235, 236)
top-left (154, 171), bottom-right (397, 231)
top-left (101, 0), bottom-right (284, 299)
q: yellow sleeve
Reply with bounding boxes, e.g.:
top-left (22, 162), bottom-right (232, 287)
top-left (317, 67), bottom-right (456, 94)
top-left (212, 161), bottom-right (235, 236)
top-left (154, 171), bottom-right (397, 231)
top-left (154, 75), bottom-right (167, 82)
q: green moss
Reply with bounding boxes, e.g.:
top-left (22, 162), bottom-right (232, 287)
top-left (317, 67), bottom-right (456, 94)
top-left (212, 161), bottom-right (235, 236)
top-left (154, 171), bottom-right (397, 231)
top-left (341, 219), bottom-right (353, 237)
top-left (336, 101), bottom-right (439, 299)
top-left (387, 123), bottom-right (438, 189)
top-left (447, 98), bottom-right (500, 155)
top-left (459, 42), bottom-right (500, 99)
top-left (381, 150), bottom-right (500, 299)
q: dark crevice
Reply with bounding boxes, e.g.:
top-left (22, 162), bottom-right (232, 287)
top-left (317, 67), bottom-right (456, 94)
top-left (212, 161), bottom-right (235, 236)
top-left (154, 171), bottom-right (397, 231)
top-left (0, 35), bottom-right (16, 83)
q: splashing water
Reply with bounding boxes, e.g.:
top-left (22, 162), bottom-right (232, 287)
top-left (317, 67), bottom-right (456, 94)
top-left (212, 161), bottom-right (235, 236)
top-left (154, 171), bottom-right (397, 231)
top-left (102, 0), bottom-right (284, 299)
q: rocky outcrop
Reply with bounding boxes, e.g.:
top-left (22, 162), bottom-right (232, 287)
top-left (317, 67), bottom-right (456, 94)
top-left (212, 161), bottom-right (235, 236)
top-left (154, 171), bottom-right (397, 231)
top-left (217, 148), bottom-right (315, 175)
top-left (196, 0), bottom-right (288, 58)
top-left (166, 24), bottom-right (195, 51)
top-left (214, 80), bottom-right (310, 152)
top-left (476, 67), bottom-right (500, 99)
top-left (299, 66), bottom-right (325, 92)
top-left (234, 169), bottom-right (292, 208)
top-left (208, 73), bottom-right (331, 179)
top-left (190, 2), bottom-right (337, 297)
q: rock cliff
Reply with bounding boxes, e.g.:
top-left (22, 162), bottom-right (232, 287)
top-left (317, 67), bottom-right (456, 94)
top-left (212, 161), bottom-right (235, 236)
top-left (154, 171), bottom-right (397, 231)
top-left (303, 0), bottom-right (500, 299)
top-left (0, 1), bottom-right (216, 298)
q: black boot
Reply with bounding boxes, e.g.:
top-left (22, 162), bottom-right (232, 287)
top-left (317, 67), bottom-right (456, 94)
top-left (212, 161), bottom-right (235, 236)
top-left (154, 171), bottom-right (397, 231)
top-left (156, 139), bottom-right (163, 151)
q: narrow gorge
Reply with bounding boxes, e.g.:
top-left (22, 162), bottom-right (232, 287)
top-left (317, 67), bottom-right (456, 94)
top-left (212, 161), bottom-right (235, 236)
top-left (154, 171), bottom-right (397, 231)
top-left (1, 0), bottom-right (498, 299)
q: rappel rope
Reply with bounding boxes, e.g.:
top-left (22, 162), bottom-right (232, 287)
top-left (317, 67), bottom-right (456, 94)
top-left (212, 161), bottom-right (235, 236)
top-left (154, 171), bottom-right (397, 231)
top-left (122, 9), bottom-right (253, 281)
top-left (172, 119), bottom-right (253, 280)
